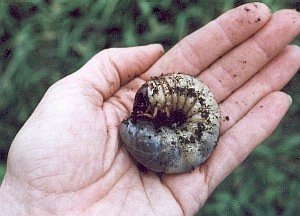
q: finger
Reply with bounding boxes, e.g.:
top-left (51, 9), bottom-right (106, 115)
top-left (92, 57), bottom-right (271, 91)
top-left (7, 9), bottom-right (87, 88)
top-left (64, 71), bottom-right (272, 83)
top-left (220, 45), bottom-right (300, 134)
top-left (75, 44), bottom-right (164, 100)
top-left (141, 2), bottom-right (271, 79)
top-left (162, 91), bottom-right (292, 212)
top-left (205, 91), bottom-right (292, 194)
top-left (199, 9), bottom-right (300, 102)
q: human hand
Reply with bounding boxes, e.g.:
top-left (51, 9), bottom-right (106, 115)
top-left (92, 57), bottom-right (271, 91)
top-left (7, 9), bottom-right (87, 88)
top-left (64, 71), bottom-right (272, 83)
top-left (1, 3), bottom-right (299, 215)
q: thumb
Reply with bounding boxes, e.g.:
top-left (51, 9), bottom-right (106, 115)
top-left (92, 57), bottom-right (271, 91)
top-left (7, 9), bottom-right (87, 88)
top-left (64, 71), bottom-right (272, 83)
top-left (75, 44), bottom-right (164, 100)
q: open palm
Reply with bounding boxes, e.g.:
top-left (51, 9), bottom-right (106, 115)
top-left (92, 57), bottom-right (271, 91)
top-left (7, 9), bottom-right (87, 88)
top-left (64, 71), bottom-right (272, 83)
top-left (1, 3), bottom-right (299, 216)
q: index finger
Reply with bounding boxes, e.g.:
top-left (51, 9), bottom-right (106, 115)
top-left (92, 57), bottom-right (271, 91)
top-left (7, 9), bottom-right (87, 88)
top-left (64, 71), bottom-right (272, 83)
top-left (141, 2), bottom-right (271, 79)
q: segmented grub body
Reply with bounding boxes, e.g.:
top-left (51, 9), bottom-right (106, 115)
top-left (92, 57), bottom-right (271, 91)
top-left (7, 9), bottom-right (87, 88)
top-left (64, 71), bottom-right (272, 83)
top-left (119, 73), bottom-right (220, 174)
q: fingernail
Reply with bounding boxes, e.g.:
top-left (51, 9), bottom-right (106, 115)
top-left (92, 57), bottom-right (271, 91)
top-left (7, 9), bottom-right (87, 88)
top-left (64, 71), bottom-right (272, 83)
top-left (287, 95), bottom-right (293, 106)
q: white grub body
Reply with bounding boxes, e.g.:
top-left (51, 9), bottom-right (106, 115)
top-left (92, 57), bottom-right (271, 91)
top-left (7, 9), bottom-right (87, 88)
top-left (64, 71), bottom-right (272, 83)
top-left (119, 73), bottom-right (220, 174)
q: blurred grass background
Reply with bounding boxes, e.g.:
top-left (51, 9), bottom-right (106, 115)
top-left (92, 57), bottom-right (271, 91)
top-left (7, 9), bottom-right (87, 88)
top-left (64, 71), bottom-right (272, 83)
top-left (0, 0), bottom-right (299, 215)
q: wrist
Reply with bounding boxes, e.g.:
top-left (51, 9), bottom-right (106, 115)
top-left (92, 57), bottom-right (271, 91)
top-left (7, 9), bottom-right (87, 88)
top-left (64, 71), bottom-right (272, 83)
top-left (0, 174), bottom-right (29, 215)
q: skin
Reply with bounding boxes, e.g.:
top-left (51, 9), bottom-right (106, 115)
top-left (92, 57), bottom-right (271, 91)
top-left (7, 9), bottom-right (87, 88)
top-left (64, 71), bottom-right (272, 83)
top-left (0, 3), bottom-right (299, 215)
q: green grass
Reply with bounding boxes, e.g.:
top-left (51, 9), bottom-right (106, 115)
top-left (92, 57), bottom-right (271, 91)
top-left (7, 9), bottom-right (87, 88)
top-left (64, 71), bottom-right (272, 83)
top-left (0, 163), bottom-right (5, 182)
top-left (0, 0), bottom-right (299, 215)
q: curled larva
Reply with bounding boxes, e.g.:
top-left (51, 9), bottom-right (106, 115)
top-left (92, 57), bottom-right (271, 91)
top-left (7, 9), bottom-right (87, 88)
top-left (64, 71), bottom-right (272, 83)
top-left (119, 73), bottom-right (220, 174)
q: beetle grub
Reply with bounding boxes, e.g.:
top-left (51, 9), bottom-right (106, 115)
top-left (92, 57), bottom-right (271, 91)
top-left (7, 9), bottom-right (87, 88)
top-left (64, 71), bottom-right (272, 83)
top-left (119, 74), bottom-right (220, 174)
